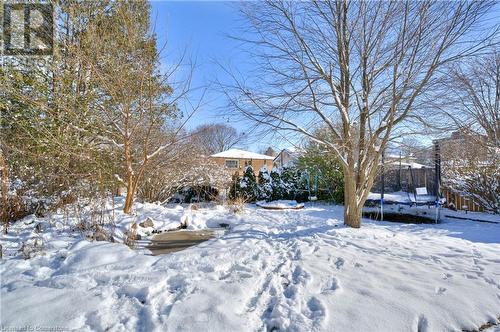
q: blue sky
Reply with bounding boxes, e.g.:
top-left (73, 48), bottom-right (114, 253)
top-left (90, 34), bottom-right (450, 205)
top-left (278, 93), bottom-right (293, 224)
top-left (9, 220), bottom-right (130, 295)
top-left (151, 1), bottom-right (272, 152)
top-left (150, 1), bottom-right (500, 153)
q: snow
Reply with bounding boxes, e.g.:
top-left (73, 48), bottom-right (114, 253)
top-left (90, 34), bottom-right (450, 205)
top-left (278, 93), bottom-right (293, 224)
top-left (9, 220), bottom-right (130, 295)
top-left (385, 161), bottom-right (430, 169)
top-left (211, 148), bottom-right (275, 160)
top-left (0, 198), bottom-right (230, 259)
top-left (1, 202), bottom-right (500, 331)
top-left (441, 208), bottom-right (500, 224)
top-left (256, 200), bottom-right (305, 209)
top-left (367, 190), bottom-right (438, 204)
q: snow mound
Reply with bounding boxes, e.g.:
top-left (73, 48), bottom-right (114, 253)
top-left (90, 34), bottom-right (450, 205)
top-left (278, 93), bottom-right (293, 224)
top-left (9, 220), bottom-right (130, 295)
top-left (256, 200), bottom-right (305, 209)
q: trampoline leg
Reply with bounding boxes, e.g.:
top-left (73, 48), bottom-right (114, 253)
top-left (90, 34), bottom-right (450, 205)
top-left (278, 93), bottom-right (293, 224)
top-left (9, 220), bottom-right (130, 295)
top-left (380, 199), bottom-right (384, 221)
top-left (435, 202), bottom-right (439, 224)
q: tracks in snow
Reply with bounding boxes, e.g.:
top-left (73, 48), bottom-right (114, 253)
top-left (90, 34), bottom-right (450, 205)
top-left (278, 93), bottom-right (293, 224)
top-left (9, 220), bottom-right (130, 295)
top-left (240, 210), bottom-right (341, 331)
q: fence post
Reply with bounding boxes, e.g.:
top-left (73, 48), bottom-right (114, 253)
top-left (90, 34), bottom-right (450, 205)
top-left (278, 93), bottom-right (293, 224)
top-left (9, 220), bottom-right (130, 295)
top-left (381, 150), bottom-right (385, 221)
top-left (433, 140), bottom-right (441, 222)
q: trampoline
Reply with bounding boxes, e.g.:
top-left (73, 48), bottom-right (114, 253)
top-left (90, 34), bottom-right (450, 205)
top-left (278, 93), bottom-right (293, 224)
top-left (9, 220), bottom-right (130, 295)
top-left (365, 145), bottom-right (444, 222)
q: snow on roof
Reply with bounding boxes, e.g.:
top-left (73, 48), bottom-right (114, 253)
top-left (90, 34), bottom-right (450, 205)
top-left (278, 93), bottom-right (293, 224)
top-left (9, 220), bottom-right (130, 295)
top-left (386, 161), bottom-right (430, 168)
top-left (210, 148), bottom-right (275, 160)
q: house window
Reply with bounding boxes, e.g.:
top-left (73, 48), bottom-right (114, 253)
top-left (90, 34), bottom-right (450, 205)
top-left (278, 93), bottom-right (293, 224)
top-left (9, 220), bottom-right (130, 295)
top-left (245, 160), bottom-right (253, 167)
top-left (225, 159), bottom-right (239, 168)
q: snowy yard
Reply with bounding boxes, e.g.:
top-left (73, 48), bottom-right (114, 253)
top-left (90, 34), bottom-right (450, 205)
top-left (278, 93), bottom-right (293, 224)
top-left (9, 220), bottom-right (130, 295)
top-left (1, 202), bottom-right (499, 331)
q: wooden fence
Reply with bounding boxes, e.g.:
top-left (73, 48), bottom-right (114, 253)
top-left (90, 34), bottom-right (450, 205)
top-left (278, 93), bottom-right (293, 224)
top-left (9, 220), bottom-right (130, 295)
top-left (442, 188), bottom-right (484, 212)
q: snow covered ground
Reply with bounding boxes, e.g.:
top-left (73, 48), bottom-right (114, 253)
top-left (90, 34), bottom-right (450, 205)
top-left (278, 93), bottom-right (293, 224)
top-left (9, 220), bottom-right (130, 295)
top-left (1, 201), bottom-right (499, 331)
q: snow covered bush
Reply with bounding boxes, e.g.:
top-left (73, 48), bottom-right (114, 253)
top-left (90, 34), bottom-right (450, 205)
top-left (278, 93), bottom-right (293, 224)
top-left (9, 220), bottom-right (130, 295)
top-left (258, 166), bottom-right (273, 201)
top-left (19, 237), bottom-right (45, 259)
top-left (270, 168), bottom-right (285, 201)
top-left (227, 196), bottom-right (248, 214)
top-left (124, 223), bottom-right (139, 248)
top-left (229, 166), bottom-right (258, 202)
top-left (445, 164), bottom-right (499, 214)
top-left (280, 166), bottom-right (299, 200)
top-left (230, 163), bottom-right (339, 203)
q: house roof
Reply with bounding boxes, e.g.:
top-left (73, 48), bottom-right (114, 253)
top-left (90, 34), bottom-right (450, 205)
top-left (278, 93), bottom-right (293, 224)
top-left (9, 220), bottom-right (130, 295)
top-left (210, 148), bottom-right (275, 160)
top-left (273, 148), bottom-right (303, 161)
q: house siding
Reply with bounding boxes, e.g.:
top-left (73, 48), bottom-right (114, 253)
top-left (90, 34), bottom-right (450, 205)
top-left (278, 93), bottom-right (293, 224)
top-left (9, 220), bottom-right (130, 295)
top-left (210, 157), bottom-right (273, 177)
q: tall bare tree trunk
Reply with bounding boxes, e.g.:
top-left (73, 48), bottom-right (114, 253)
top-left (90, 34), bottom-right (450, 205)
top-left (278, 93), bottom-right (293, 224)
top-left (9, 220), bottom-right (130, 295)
top-left (123, 140), bottom-right (135, 214)
top-left (123, 177), bottom-right (135, 214)
top-left (343, 169), bottom-right (361, 228)
top-left (0, 149), bottom-right (9, 234)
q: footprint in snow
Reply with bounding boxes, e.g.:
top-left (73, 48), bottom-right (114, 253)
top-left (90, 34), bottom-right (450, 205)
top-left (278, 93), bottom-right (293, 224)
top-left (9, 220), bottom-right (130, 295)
top-left (435, 286), bottom-right (447, 295)
top-left (283, 285), bottom-right (297, 299)
top-left (335, 257), bottom-right (345, 269)
top-left (280, 274), bottom-right (290, 287)
top-left (291, 266), bottom-right (310, 285)
top-left (321, 277), bottom-right (340, 294)
top-left (198, 265), bottom-right (215, 273)
top-left (416, 315), bottom-right (429, 332)
top-left (430, 255), bottom-right (442, 264)
top-left (442, 273), bottom-right (453, 280)
top-left (167, 275), bottom-right (187, 292)
top-left (306, 296), bottom-right (326, 321)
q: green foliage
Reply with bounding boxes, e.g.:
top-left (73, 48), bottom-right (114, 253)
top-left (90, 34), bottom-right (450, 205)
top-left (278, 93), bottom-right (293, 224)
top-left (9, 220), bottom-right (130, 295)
top-left (228, 172), bottom-right (240, 200)
top-left (0, 1), bottom-right (166, 213)
top-left (280, 167), bottom-right (296, 199)
top-left (294, 169), bottom-right (310, 202)
top-left (269, 168), bottom-right (285, 201)
top-left (229, 165), bottom-right (304, 202)
top-left (229, 162), bottom-right (339, 204)
top-left (298, 145), bottom-right (344, 203)
top-left (239, 166), bottom-right (258, 201)
top-left (229, 166), bottom-right (258, 201)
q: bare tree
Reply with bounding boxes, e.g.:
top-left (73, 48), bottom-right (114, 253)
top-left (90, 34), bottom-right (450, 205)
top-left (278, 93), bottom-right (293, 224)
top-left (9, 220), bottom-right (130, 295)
top-left (441, 132), bottom-right (499, 213)
top-left (262, 147), bottom-right (277, 157)
top-left (0, 147), bottom-right (8, 233)
top-left (224, 0), bottom-right (497, 227)
top-left (137, 135), bottom-right (231, 203)
top-left (77, 1), bottom-right (199, 213)
top-left (192, 123), bottom-right (244, 155)
top-left (446, 51), bottom-right (500, 147)
top-left (440, 50), bottom-right (500, 213)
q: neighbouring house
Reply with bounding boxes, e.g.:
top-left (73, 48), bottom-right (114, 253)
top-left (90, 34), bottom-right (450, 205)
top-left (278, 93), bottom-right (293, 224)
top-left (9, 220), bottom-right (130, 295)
top-left (273, 148), bottom-right (302, 168)
top-left (263, 147), bottom-right (277, 158)
top-left (210, 148), bottom-right (275, 177)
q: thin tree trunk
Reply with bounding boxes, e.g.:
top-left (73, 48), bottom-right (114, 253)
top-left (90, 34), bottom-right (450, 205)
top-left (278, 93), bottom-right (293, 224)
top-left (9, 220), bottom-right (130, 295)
top-left (343, 170), bottom-right (361, 228)
top-left (123, 139), bottom-right (135, 214)
top-left (123, 173), bottom-right (135, 214)
top-left (0, 149), bottom-right (9, 234)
